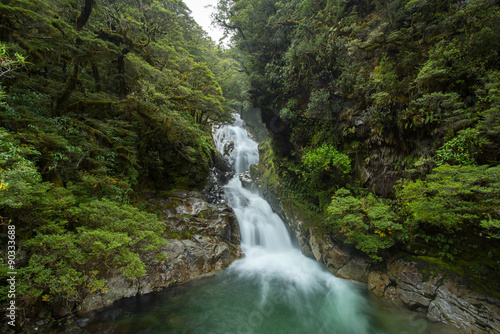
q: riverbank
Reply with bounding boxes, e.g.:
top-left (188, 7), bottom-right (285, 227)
top-left (1, 189), bottom-right (242, 334)
top-left (246, 140), bottom-right (500, 334)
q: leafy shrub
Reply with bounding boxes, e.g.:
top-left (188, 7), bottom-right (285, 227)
top-left (301, 143), bottom-right (351, 179)
top-left (326, 188), bottom-right (402, 260)
top-left (0, 199), bottom-right (167, 304)
top-left (401, 92), bottom-right (465, 129)
top-left (397, 164), bottom-right (500, 238)
top-left (0, 128), bottom-right (50, 208)
top-left (306, 88), bottom-right (333, 118)
top-left (435, 128), bottom-right (481, 166)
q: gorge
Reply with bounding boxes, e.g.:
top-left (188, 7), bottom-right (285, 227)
top-left (0, 1), bottom-right (499, 333)
top-left (73, 115), bottom-right (459, 334)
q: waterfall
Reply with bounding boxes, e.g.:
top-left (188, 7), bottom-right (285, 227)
top-left (78, 114), bottom-right (451, 334)
top-left (213, 114), bottom-right (373, 334)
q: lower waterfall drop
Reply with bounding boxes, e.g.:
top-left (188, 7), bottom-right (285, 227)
top-left (213, 114), bottom-right (372, 334)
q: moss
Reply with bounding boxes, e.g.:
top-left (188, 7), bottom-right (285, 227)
top-left (408, 255), bottom-right (500, 299)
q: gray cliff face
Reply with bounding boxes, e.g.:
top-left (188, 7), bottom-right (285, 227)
top-left (293, 215), bottom-right (500, 334)
top-left (367, 261), bottom-right (500, 334)
top-left (79, 190), bottom-right (242, 313)
top-left (242, 172), bottom-right (500, 334)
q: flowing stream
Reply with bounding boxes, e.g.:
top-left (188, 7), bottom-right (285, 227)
top-left (79, 115), bottom-right (456, 334)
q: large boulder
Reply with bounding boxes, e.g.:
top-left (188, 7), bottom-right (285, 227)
top-left (79, 190), bottom-right (242, 313)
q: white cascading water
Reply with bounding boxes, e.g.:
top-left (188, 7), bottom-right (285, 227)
top-left (213, 114), bottom-right (372, 334)
top-left (78, 114), bottom-right (453, 333)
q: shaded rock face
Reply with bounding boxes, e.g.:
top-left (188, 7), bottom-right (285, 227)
top-left (295, 218), bottom-right (500, 333)
top-left (293, 224), bottom-right (371, 283)
top-left (303, 228), bottom-right (500, 333)
top-left (79, 190), bottom-right (242, 313)
top-left (203, 151), bottom-right (235, 204)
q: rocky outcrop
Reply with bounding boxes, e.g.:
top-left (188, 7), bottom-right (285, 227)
top-left (243, 144), bottom-right (500, 334)
top-left (203, 150), bottom-right (235, 203)
top-left (289, 218), bottom-right (500, 333)
top-left (281, 208), bottom-right (500, 333)
top-left (79, 190), bottom-right (242, 313)
top-left (368, 260), bottom-right (500, 334)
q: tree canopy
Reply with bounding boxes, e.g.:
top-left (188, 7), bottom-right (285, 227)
top-left (0, 0), bottom-right (252, 322)
top-left (218, 0), bottom-right (500, 289)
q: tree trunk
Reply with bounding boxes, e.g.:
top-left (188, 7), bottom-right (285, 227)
top-left (76, 0), bottom-right (94, 31)
top-left (54, 64), bottom-right (80, 114)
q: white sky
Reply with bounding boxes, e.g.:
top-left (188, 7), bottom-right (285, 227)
top-left (183, 0), bottom-right (225, 43)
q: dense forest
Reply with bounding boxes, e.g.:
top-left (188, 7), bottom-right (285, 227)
top-left (1, 0), bottom-right (499, 327)
top-left (0, 0), bottom-right (250, 323)
top-left (215, 0), bottom-right (499, 292)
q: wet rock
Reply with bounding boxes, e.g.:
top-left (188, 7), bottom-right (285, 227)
top-left (239, 171), bottom-right (256, 191)
top-left (366, 261), bottom-right (500, 334)
top-left (212, 151), bottom-right (234, 184)
top-left (398, 287), bottom-right (432, 308)
top-left (224, 141), bottom-right (235, 156)
top-left (367, 271), bottom-right (391, 298)
top-left (309, 229), bottom-right (323, 263)
top-left (203, 151), bottom-right (234, 204)
top-left (288, 216), bottom-right (500, 333)
top-left (384, 286), bottom-right (402, 306)
top-left (335, 257), bottom-right (370, 282)
top-left (296, 224), bottom-right (314, 259)
top-left (80, 276), bottom-right (139, 312)
top-left (427, 282), bottom-right (500, 334)
top-left (307, 228), bottom-right (368, 281)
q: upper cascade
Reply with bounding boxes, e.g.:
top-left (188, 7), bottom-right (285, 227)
top-left (214, 114), bottom-right (259, 174)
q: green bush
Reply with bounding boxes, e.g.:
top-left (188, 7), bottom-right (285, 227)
top-left (0, 128), bottom-right (50, 208)
top-left (326, 188), bottom-right (402, 260)
top-left (397, 164), bottom-right (500, 238)
top-left (0, 199), bottom-right (167, 304)
top-left (435, 128), bottom-right (481, 166)
top-left (301, 143), bottom-right (351, 179)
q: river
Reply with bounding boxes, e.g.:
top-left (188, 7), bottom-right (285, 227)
top-left (78, 115), bottom-right (456, 334)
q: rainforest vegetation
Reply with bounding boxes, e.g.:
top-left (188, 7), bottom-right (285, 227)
top-left (0, 0), bottom-right (499, 326)
top-left (0, 0), bottom-right (250, 323)
top-left (216, 0), bottom-right (499, 288)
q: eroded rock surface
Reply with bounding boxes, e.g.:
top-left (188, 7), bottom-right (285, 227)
top-left (368, 260), bottom-right (500, 334)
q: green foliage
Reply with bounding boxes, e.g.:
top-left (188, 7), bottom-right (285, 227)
top-left (0, 41), bottom-right (26, 81)
top-left (435, 128), bottom-right (481, 166)
top-left (1, 199), bottom-right (167, 304)
top-left (220, 0), bottom-right (500, 291)
top-left (276, 143), bottom-right (353, 211)
top-left (327, 188), bottom-right (402, 260)
top-left (402, 92), bottom-right (466, 129)
top-left (0, 0), bottom-right (249, 320)
top-left (476, 70), bottom-right (500, 164)
top-left (306, 89), bottom-right (334, 118)
top-left (301, 143), bottom-right (351, 178)
top-left (0, 128), bottom-right (50, 208)
top-left (397, 164), bottom-right (500, 236)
